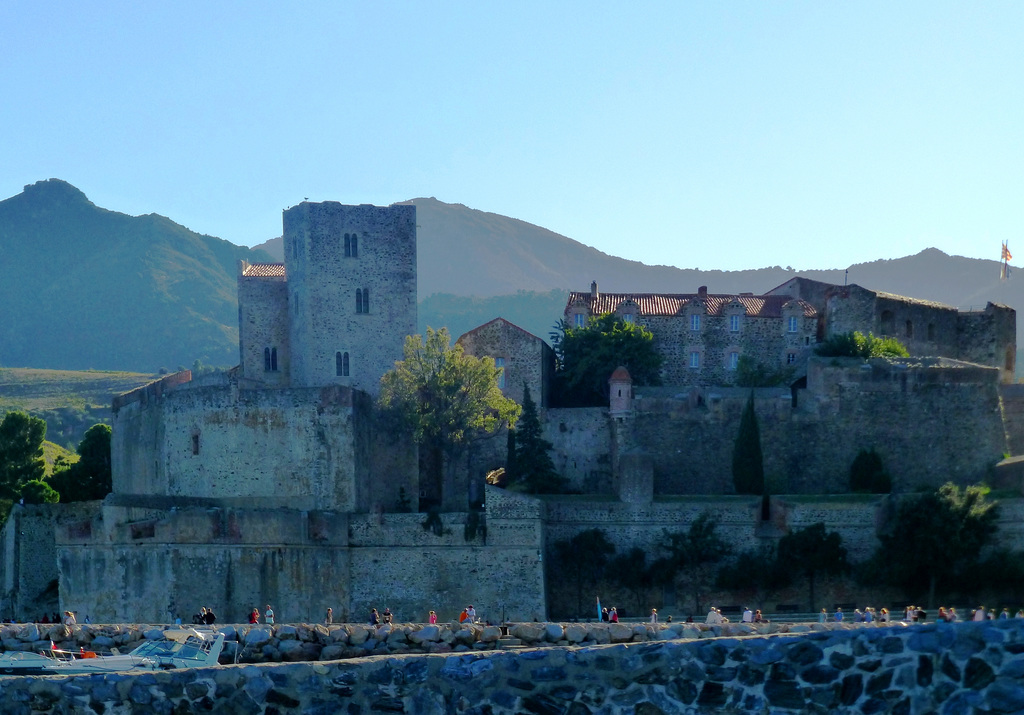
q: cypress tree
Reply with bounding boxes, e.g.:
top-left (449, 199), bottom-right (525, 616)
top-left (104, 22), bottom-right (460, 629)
top-left (509, 385), bottom-right (568, 494)
top-left (732, 392), bottom-right (764, 495)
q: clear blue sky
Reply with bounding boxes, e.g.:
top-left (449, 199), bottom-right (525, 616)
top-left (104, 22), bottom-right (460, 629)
top-left (3, 2), bottom-right (1022, 271)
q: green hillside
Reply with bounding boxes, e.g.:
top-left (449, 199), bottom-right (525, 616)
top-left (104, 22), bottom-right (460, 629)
top-left (0, 368), bottom-right (157, 449)
top-left (0, 179), bottom-right (271, 372)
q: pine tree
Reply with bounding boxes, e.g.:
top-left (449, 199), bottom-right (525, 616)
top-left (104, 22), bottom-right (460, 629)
top-left (732, 392), bottom-right (764, 495)
top-left (509, 386), bottom-right (568, 494)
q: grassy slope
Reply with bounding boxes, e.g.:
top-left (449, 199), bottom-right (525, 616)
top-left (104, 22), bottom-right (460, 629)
top-left (0, 368), bottom-right (157, 450)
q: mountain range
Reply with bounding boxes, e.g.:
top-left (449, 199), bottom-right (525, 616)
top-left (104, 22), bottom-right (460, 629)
top-left (1, 179), bottom-right (1020, 373)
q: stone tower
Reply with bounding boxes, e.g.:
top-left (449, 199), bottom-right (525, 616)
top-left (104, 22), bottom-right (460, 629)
top-left (283, 202), bottom-right (417, 395)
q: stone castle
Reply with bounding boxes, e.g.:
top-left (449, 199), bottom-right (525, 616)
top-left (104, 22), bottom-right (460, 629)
top-left (2, 199), bottom-right (1023, 623)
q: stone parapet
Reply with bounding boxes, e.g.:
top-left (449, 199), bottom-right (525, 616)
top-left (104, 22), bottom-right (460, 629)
top-left (3, 619), bottom-right (1024, 713)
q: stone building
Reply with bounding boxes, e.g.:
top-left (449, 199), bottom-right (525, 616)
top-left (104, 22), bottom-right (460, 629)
top-left (456, 318), bottom-right (555, 408)
top-left (769, 276), bottom-right (1017, 381)
top-left (564, 282), bottom-right (818, 386)
top-left (47, 201), bottom-right (548, 624)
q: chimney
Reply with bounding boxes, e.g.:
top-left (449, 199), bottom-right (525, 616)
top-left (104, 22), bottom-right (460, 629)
top-left (698, 286), bottom-right (708, 299)
top-left (591, 281), bottom-right (599, 300)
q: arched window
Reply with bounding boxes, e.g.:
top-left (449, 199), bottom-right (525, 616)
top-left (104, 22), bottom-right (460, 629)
top-left (336, 352), bottom-right (343, 376)
top-left (495, 357), bottom-right (506, 388)
top-left (356, 289), bottom-right (364, 314)
top-left (264, 347), bottom-right (271, 371)
top-left (880, 310), bottom-right (894, 336)
top-left (336, 351), bottom-right (350, 377)
top-left (344, 234), bottom-right (351, 257)
top-left (343, 352), bottom-right (350, 376)
top-left (351, 234), bottom-right (358, 257)
top-left (270, 348), bottom-right (278, 371)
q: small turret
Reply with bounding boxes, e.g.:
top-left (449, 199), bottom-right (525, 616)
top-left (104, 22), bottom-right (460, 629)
top-left (608, 366), bottom-right (633, 417)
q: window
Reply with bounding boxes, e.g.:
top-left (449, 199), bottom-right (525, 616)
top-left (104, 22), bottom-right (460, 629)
top-left (574, 313), bottom-right (585, 328)
top-left (356, 288), bottom-right (370, 314)
top-left (191, 434), bottom-right (200, 455)
top-left (728, 352), bottom-right (739, 370)
top-left (495, 357), bottom-right (505, 388)
top-left (928, 323), bottom-right (936, 341)
top-left (344, 233), bottom-right (359, 258)
top-left (691, 314), bottom-right (701, 331)
top-left (880, 310), bottom-right (894, 336)
top-left (786, 352), bottom-right (797, 364)
top-left (336, 351), bottom-right (350, 377)
top-left (263, 347), bottom-right (278, 372)
top-left (905, 320), bottom-right (913, 339)
top-left (787, 316), bottom-right (798, 333)
top-left (623, 313), bottom-right (634, 323)
top-left (690, 351), bottom-right (700, 368)
top-left (730, 314), bottom-right (741, 332)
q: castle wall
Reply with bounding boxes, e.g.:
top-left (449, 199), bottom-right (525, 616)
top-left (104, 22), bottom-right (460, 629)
top-left (544, 407), bottom-right (613, 495)
top-left (283, 202), bottom-right (416, 396)
top-left (237, 268), bottom-right (290, 386)
top-left (112, 381), bottom-right (400, 512)
top-left (958, 303), bottom-right (1016, 381)
top-left (544, 358), bottom-right (1006, 497)
top-left (56, 486), bottom-right (545, 624)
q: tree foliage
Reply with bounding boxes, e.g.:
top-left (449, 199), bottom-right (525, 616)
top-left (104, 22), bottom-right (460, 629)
top-left (0, 411), bottom-right (47, 500)
top-left (777, 523), bottom-right (849, 611)
top-left (656, 511), bottom-right (731, 615)
top-left (716, 543), bottom-right (791, 607)
top-left (49, 424), bottom-right (113, 502)
top-left (871, 483), bottom-right (999, 607)
top-left (20, 479), bottom-right (59, 504)
top-left (550, 314), bottom-right (663, 407)
top-left (607, 546), bottom-right (658, 616)
top-left (735, 355), bottom-right (795, 388)
top-left (732, 393), bottom-right (764, 495)
top-left (552, 528), bottom-right (615, 618)
top-left (849, 448), bottom-right (892, 494)
top-left (815, 331), bottom-right (909, 358)
top-left (379, 328), bottom-right (521, 452)
top-left (506, 385), bottom-right (568, 494)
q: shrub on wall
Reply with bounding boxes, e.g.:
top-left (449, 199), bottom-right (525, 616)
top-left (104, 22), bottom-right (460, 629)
top-left (815, 331), bottom-right (909, 358)
top-left (849, 448), bottom-right (892, 493)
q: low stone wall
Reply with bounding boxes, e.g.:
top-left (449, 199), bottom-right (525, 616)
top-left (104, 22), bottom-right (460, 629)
top-left (3, 620), bottom-right (1024, 713)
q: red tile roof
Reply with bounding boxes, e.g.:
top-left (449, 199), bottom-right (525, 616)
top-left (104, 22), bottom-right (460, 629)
top-left (564, 292), bottom-right (817, 318)
top-left (242, 263), bottom-right (286, 278)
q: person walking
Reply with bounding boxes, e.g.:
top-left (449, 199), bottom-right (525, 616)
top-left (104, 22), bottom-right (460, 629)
top-left (428, 610), bottom-right (437, 625)
top-left (264, 605), bottom-right (275, 625)
top-left (325, 608), bottom-right (333, 625)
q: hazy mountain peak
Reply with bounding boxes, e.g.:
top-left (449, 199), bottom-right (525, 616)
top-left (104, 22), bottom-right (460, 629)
top-left (18, 178), bottom-right (92, 206)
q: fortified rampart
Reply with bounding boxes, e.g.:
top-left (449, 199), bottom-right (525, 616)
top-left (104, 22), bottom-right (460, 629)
top-left (537, 357), bottom-right (1007, 496)
top-left (111, 376), bottom-right (416, 513)
top-left (4, 620), bottom-right (1024, 714)
top-left (55, 487), bottom-right (545, 625)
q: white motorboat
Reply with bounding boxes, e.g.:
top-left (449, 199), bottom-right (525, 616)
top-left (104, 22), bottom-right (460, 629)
top-left (0, 628), bottom-right (225, 676)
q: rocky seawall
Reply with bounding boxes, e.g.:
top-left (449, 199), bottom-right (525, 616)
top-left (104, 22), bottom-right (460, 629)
top-left (0, 619), bottom-right (836, 662)
top-left (2, 619), bottom-right (1024, 713)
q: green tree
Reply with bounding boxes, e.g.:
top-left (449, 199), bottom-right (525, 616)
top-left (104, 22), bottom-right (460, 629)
top-left (551, 528), bottom-right (615, 619)
top-left (735, 355), bottom-right (795, 388)
top-left (656, 512), bottom-right (731, 615)
top-left (0, 411), bottom-right (47, 500)
top-left (849, 448), bottom-right (892, 494)
top-left (550, 314), bottom-right (663, 407)
top-left (776, 523), bottom-right (849, 611)
top-left (873, 483), bottom-right (999, 607)
top-left (815, 331), bottom-right (909, 358)
top-left (20, 479), bottom-right (59, 504)
top-left (716, 543), bottom-right (791, 608)
top-left (379, 327), bottom-right (521, 508)
top-left (506, 385), bottom-right (568, 494)
top-left (607, 546), bottom-right (658, 617)
top-left (732, 393), bottom-right (764, 495)
top-left (48, 424), bottom-right (112, 502)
